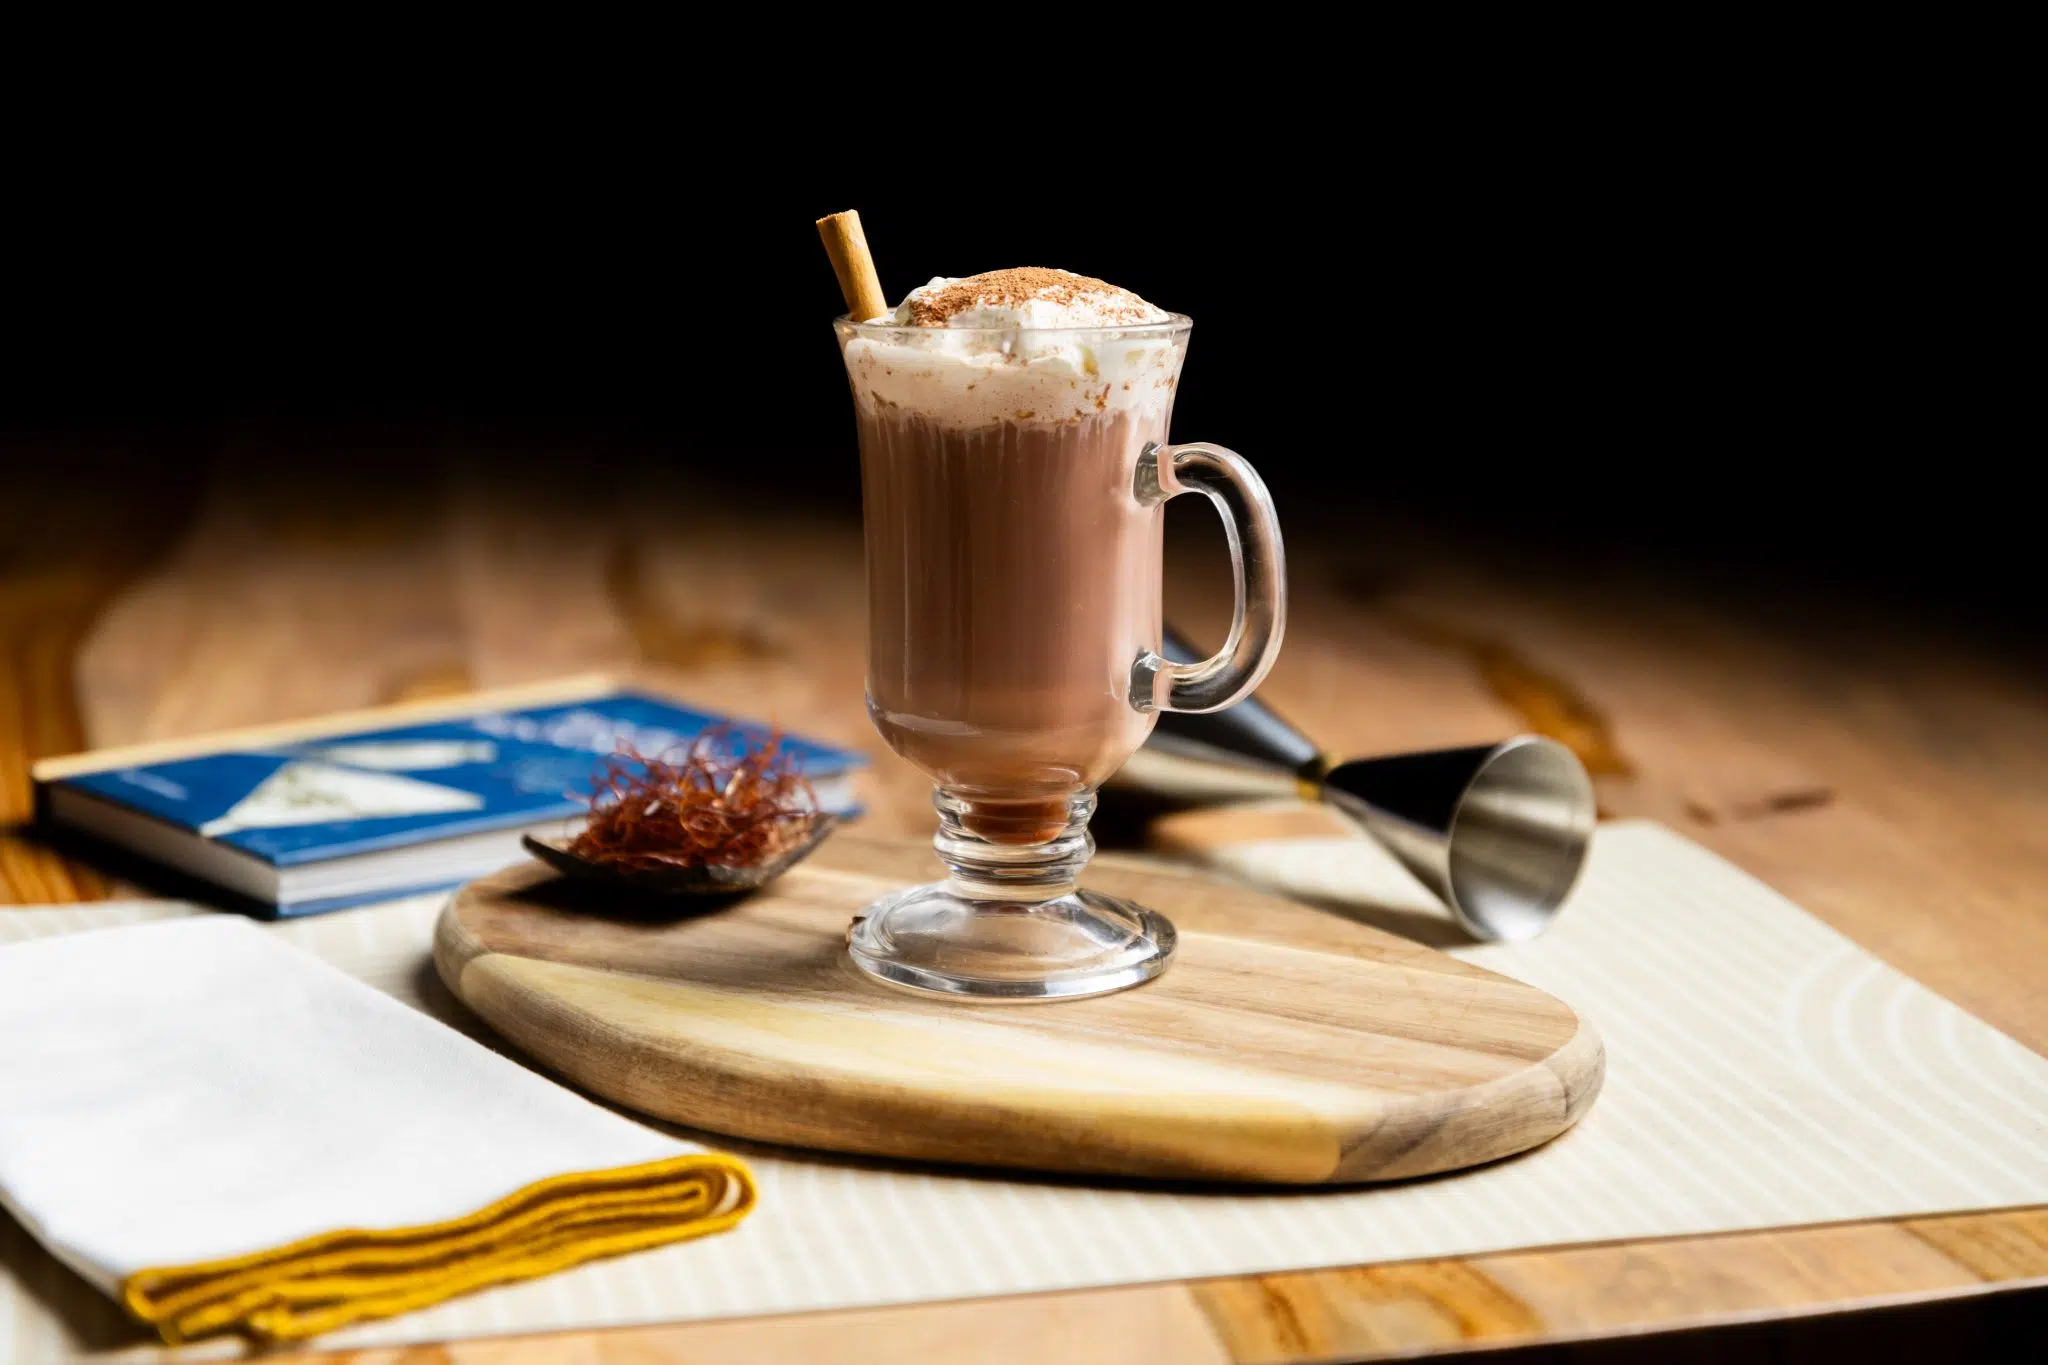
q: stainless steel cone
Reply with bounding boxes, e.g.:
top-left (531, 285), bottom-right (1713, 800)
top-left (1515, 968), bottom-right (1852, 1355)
top-left (1320, 738), bottom-right (1594, 942)
top-left (1119, 628), bottom-right (1598, 941)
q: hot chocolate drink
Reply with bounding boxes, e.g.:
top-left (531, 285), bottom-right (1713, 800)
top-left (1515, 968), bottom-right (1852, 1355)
top-left (830, 259), bottom-right (1282, 1000)
top-left (841, 269), bottom-right (1184, 843)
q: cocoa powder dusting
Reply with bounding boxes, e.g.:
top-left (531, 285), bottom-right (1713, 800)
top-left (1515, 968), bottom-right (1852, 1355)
top-left (906, 268), bottom-right (1142, 326)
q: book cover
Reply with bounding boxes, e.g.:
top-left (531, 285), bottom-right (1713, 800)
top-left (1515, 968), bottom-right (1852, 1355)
top-left (47, 691), bottom-right (866, 868)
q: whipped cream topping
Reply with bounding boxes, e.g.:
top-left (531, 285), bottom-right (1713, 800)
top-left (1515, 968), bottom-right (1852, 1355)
top-left (843, 268), bottom-right (1183, 429)
top-left (879, 268), bottom-right (1170, 330)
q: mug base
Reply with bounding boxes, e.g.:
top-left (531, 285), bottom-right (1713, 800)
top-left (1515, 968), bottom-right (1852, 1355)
top-left (847, 883), bottom-right (1176, 1001)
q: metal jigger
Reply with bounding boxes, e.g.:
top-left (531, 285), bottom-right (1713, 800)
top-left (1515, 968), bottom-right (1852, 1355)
top-left (1122, 629), bottom-right (1597, 942)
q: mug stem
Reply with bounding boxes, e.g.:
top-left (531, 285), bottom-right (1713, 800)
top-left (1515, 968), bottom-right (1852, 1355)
top-left (932, 788), bottom-right (1095, 902)
top-left (845, 786), bottom-right (1174, 1000)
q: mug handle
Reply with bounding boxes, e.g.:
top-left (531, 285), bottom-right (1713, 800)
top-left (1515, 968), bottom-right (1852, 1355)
top-left (1129, 441), bottom-right (1287, 714)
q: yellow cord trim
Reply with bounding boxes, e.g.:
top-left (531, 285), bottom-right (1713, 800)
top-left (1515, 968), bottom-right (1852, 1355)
top-left (119, 1152), bottom-right (755, 1345)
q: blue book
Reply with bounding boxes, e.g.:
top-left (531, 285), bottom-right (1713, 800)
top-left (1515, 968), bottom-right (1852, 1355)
top-left (34, 684), bottom-right (866, 916)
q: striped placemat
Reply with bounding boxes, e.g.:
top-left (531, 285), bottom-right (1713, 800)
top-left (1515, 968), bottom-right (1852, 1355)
top-left (4, 820), bottom-right (2045, 1361)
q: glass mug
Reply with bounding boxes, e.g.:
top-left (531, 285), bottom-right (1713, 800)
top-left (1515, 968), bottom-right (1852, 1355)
top-left (834, 313), bottom-right (1284, 999)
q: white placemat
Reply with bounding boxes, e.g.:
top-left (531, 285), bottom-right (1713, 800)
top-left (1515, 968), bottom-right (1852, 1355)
top-left (3, 821), bottom-right (2044, 1361)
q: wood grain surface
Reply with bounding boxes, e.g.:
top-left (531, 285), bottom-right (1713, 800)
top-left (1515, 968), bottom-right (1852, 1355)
top-left (438, 842), bottom-right (1601, 1183)
top-left (3, 437), bottom-right (2043, 1360)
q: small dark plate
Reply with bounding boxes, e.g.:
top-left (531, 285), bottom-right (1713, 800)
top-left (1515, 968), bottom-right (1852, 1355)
top-left (520, 815), bottom-right (839, 896)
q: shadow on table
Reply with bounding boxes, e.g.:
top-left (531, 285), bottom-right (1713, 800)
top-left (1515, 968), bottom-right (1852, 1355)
top-left (1484, 1284), bottom-right (2046, 1363)
top-left (620, 1095), bottom-right (1598, 1201)
top-left (0, 1209), bottom-right (154, 1354)
top-left (1092, 792), bottom-right (1481, 951)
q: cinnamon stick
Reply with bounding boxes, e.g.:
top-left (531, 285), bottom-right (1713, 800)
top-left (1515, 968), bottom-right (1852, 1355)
top-left (816, 210), bottom-right (890, 321)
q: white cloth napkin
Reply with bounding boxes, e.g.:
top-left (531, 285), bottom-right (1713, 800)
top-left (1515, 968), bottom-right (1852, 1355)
top-left (0, 916), bottom-right (753, 1344)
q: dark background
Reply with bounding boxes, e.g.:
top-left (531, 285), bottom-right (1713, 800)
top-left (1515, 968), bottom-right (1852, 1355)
top-left (2, 128), bottom-right (2025, 646)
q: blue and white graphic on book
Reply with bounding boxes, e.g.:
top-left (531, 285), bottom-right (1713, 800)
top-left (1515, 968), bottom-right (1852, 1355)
top-left (298, 740), bottom-right (501, 770)
top-left (58, 693), bottom-right (864, 868)
top-left (196, 762), bottom-right (487, 838)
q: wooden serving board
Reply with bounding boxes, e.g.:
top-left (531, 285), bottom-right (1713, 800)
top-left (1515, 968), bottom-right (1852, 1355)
top-left (436, 837), bottom-right (1603, 1184)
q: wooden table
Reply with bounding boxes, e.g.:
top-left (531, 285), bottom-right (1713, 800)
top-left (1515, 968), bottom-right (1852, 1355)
top-left (4, 436), bottom-right (2043, 1361)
